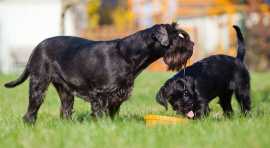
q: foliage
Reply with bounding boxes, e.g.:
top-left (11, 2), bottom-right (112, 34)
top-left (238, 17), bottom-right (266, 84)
top-left (87, 0), bottom-right (101, 29)
top-left (0, 72), bottom-right (270, 147)
top-left (244, 13), bottom-right (270, 71)
top-left (112, 7), bottom-right (135, 31)
top-left (86, 0), bottom-right (135, 30)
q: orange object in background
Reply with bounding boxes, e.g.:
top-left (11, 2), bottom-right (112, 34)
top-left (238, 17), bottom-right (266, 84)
top-left (147, 59), bottom-right (168, 72)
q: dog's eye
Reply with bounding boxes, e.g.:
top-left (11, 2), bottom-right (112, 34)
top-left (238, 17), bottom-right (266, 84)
top-left (183, 90), bottom-right (189, 96)
top-left (178, 33), bottom-right (184, 38)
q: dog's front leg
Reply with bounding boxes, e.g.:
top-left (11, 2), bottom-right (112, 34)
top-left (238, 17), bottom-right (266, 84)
top-left (90, 98), bottom-right (110, 118)
top-left (108, 103), bottom-right (122, 119)
top-left (195, 99), bottom-right (209, 118)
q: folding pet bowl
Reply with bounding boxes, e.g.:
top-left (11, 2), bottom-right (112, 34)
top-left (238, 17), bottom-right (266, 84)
top-left (144, 114), bottom-right (187, 127)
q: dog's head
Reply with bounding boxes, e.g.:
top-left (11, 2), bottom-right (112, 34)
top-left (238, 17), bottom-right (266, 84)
top-left (156, 76), bottom-right (196, 118)
top-left (151, 23), bottom-right (194, 71)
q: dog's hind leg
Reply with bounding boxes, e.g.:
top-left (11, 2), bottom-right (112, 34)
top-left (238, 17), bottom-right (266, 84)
top-left (23, 75), bottom-right (50, 124)
top-left (219, 91), bottom-right (233, 117)
top-left (53, 83), bottom-right (74, 119)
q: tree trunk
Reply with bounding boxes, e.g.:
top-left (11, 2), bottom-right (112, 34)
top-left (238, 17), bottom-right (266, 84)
top-left (60, 0), bottom-right (80, 35)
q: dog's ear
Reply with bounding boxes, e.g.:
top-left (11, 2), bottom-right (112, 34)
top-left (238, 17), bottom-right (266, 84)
top-left (156, 86), bottom-right (169, 110)
top-left (152, 26), bottom-right (169, 46)
top-left (184, 76), bottom-right (194, 89)
top-left (175, 78), bottom-right (186, 90)
top-left (180, 76), bottom-right (196, 96)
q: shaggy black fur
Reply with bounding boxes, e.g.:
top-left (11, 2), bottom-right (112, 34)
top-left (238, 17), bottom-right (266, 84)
top-left (4, 23), bottom-right (194, 123)
top-left (156, 25), bottom-right (251, 118)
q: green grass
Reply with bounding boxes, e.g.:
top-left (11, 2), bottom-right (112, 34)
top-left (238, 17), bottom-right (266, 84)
top-left (0, 72), bottom-right (270, 148)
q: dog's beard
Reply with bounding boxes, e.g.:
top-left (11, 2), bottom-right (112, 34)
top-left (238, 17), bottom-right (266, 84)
top-left (163, 48), bottom-right (193, 71)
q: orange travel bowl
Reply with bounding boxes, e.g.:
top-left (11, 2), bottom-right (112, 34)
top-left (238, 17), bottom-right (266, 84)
top-left (144, 114), bottom-right (187, 127)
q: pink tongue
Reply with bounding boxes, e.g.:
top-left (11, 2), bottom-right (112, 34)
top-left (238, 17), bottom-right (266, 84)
top-left (186, 111), bottom-right (194, 118)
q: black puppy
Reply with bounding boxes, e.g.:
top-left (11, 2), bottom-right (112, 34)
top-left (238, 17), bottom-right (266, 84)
top-left (156, 25), bottom-right (251, 118)
top-left (4, 23), bottom-right (194, 123)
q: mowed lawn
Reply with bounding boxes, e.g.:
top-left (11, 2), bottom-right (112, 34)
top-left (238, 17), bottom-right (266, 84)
top-left (0, 72), bottom-right (270, 148)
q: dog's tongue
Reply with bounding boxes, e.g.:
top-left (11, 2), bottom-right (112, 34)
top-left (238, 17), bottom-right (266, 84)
top-left (186, 111), bottom-right (194, 118)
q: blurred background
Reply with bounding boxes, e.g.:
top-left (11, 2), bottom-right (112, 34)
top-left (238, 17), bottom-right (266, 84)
top-left (0, 0), bottom-right (269, 73)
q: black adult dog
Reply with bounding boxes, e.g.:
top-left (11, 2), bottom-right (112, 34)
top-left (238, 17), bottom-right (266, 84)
top-left (4, 23), bottom-right (194, 123)
top-left (156, 25), bottom-right (251, 118)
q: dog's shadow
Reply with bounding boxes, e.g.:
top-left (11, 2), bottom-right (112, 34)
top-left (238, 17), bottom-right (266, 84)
top-left (74, 112), bottom-right (144, 123)
top-left (71, 111), bottom-right (256, 125)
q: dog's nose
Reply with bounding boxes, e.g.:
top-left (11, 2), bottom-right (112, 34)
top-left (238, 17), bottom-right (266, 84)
top-left (188, 42), bottom-right (194, 49)
top-left (190, 42), bottom-right (194, 47)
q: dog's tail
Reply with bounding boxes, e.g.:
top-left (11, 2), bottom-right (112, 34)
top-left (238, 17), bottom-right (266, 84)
top-left (4, 44), bottom-right (39, 88)
top-left (233, 25), bottom-right (245, 62)
top-left (4, 67), bottom-right (30, 88)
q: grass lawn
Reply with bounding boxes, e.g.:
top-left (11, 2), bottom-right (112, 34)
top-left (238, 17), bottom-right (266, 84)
top-left (0, 72), bottom-right (270, 148)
